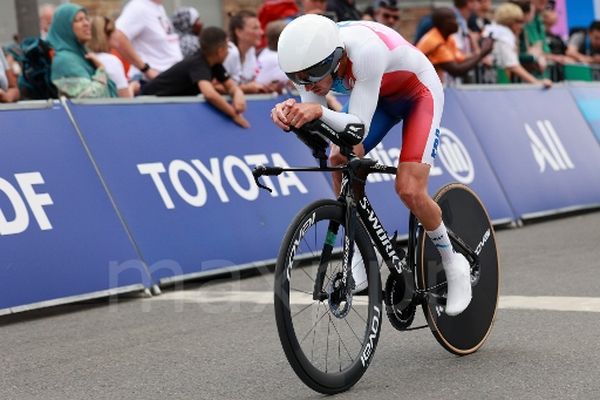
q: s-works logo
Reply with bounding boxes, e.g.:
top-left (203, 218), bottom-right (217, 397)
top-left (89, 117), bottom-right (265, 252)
top-left (525, 120), bottom-right (574, 173)
top-left (436, 128), bottom-right (474, 184)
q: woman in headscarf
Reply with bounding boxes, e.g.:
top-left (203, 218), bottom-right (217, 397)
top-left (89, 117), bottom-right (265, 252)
top-left (172, 7), bottom-right (203, 58)
top-left (48, 3), bottom-right (117, 98)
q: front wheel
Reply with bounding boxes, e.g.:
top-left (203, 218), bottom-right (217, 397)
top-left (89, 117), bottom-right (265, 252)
top-left (274, 200), bottom-right (382, 394)
top-left (418, 183), bottom-right (500, 355)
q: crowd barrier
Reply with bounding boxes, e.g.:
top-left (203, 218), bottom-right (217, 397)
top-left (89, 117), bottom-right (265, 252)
top-left (1, 84), bottom-right (599, 314)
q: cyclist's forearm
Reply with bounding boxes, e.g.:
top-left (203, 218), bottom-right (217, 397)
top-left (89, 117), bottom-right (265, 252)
top-left (320, 106), bottom-right (363, 132)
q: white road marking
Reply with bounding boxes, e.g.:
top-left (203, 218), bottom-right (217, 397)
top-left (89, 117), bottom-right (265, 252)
top-left (153, 291), bottom-right (600, 312)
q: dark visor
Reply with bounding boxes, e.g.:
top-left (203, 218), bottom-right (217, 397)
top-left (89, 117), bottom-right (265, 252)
top-left (286, 47), bottom-right (344, 85)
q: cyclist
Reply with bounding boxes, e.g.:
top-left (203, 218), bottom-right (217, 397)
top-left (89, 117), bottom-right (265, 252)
top-left (270, 14), bottom-right (471, 316)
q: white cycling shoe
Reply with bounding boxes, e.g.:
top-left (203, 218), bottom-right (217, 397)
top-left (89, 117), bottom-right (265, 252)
top-left (443, 253), bottom-right (472, 316)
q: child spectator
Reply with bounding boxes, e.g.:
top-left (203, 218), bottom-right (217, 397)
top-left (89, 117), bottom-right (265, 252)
top-left (172, 7), bottom-right (203, 58)
top-left (483, 2), bottom-right (552, 87)
top-left (48, 4), bottom-right (117, 99)
top-left (88, 16), bottom-right (132, 98)
top-left (224, 10), bottom-right (275, 94)
top-left (141, 27), bottom-right (250, 129)
top-left (417, 7), bottom-right (493, 84)
top-left (111, 0), bottom-right (182, 81)
top-left (0, 49), bottom-right (20, 103)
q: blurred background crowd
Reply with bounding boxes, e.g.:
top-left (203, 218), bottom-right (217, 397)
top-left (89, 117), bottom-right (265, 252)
top-left (1, 0), bottom-right (599, 112)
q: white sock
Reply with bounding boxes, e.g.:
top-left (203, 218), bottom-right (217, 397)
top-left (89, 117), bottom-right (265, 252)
top-left (427, 221), bottom-right (472, 316)
top-left (426, 221), bottom-right (458, 265)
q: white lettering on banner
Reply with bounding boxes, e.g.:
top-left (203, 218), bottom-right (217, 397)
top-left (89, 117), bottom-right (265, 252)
top-left (191, 159), bottom-right (230, 202)
top-left (525, 120), bottom-right (574, 173)
top-left (137, 153), bottom-right (308, 209)
top-left (223, 156), bottom-right (259, 201)
top-left (365, 128), bottom-right (473, 184)
top-left (270, 153), bottom-right (308, 196)
top-left (0, 172), bottom-right (54, 236)
top-left (169, 160), bottom-right (208, 207)
top-left (137, 163), bottom-right (175, 209)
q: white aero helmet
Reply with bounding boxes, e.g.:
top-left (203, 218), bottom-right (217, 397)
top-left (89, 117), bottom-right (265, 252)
top-left (278, 14), bottom-right (344, 85)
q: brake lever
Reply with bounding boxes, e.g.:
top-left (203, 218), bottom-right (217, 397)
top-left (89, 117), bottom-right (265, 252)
top-left (252, 165), bottom-right (283, 193)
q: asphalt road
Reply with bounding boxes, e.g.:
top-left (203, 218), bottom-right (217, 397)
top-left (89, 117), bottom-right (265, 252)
top-left (1, 211), bottom-right (599, 400)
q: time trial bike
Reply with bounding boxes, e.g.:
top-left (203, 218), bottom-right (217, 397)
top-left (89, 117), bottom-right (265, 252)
top-left (252, 120), bottom-right (499, 394)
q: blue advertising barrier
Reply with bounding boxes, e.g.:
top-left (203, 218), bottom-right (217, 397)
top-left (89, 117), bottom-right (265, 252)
top-left (568, 83), bottom-right (600, 143)
top-left (0, 102), bottom-right (151, 314)
top-left (357, 88), bottom-right (516, 238)
top-left (455, 86), bottom-right (600, 219)
top-left (67, 97), bottom-right (334, 284)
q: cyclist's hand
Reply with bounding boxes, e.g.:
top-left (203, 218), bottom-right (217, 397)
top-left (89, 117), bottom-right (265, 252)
top-left (285, 102), bottom-right (323, 129)
top-left (271, 98), bottom-right (295, 130)
top-left (233, 113), bottom-right (251, 129)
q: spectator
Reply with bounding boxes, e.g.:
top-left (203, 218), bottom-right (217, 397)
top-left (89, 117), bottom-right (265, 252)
top-left (520, 0), bottom-right (550, 74)
top-left (417, 7), bottom-right (493, 84)
top-left (141, 27), bottom-right (249, 129)
top-left (454, 0), bottom-right (479, 56)
top-left (256, 20), bottom-right (288, 88)
top-left (468, 0), bottom-right (492, 34)
top-left (326, 0), bottom-right (362, 22)
top-left (39, 3), bottom-right (56, 40)
top-left (542, 9), bottom-right (574, 65)
top-left (361, 6), bottom-right (375, 21)
top-left (566, 21), bottom-right (600, 65)
top-left (172, 7), bottom-right (203, 58)
top-left (48, 4), bottom-right (117, 99)
top-left (0, 49), bottom-right (20, 103)
top-left (88, 16), bottom-right (133, 98)
top-left (483, 2), bottom-right (552, 87)
top-left (224, 10), bottom-right (274, 94)
top-left (258, 0), bottom-right (298, 48)
top-left (111, 0), bottom-right (182, 81)
top-left (373, 0), bottom-right (400, 29)
top-left (302, 0), bottom-right (328, 15)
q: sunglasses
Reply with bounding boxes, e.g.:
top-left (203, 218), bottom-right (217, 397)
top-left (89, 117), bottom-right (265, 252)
top-left (383, 12), bottom-right (400, 21)
top-left (285, 47), bottom-right (344, 85)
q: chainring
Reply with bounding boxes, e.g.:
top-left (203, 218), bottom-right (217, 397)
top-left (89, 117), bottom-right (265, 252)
top-left (384, 273), bottom-right (416, 331)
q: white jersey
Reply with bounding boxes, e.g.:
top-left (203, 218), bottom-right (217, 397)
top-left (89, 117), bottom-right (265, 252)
top-left (116, 0), bottom-right (183, 77)
top-left (298, 21), bottom-right (443, 164)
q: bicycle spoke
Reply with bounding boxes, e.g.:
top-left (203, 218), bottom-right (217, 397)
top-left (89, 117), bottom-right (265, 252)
top-left (301, 307), bottom-right (329, 345)
top-left (291, 302), bottom-right (316, 319)
top-left (327, 312), bottom-right (355, 364)
top-left (326, 314), bottom-right (331, 373)
top-left (351, 305), bottom-right (368, 325)
top-left (290, 287), bottom-right (313, 296)
top-left (343, 316), bottom-right (363, 346)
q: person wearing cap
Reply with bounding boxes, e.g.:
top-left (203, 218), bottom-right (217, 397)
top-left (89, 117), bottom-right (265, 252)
top-left (172, 7), bottom-right (203, 58)
top-left (373, 0), bottom-right (400, 29)
top-left (271, 15), bottom-right (473, 317)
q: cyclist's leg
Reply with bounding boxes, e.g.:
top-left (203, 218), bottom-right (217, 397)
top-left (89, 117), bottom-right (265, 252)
top-left (395, 89), bottom-right (471, 316)
top-left (330, 102), bottom-right (397, 293)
